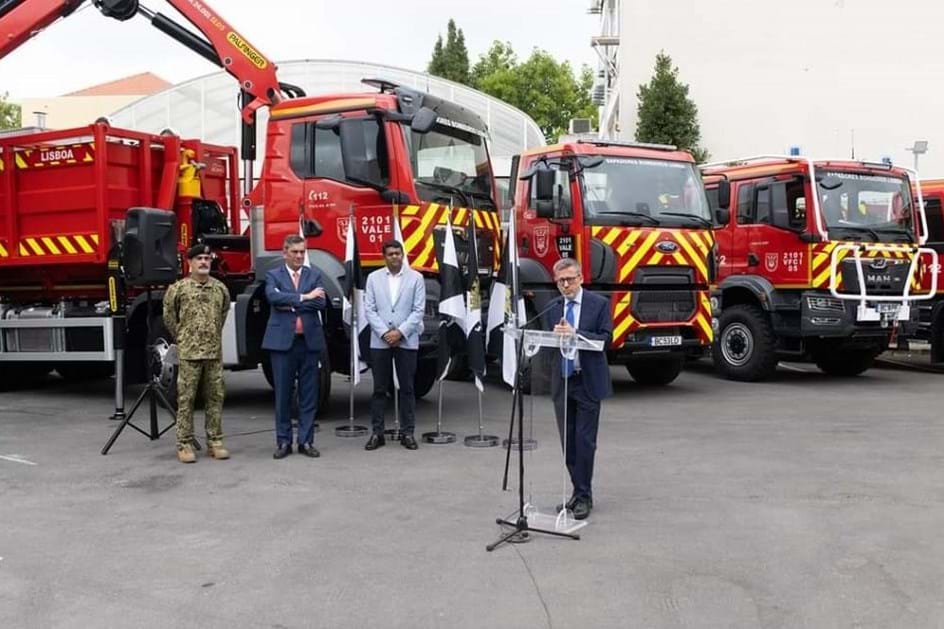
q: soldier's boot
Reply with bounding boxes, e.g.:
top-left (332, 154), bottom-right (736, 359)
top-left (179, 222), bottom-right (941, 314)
top-left (177, 445), bottom-right (196, 464)
top-left (207, 441), bottom-right (230, 460)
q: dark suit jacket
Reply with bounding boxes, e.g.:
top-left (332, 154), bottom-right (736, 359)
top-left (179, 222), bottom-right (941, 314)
top-left (262, 265), bottom-right (327, 352)
top-left (542, 289), bottom-right (613, 402)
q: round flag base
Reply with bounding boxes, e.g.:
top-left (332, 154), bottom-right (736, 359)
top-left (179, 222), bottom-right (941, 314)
top-left (464, 434), bottom-right (499, 448)
top-left (384, 428), bottom-right (403, 441)
top-left (422, 431), bottom-right (456, 444)
top-left (503, 437), bottom-right (538, 451)
top-left (502, 530), bottom-right (531, 544)
top-left (336, 424), bottom-right (368, 438)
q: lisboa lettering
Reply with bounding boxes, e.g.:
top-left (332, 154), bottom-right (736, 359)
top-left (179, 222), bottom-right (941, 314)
top-left (40, 149), bottom-right (74, 162)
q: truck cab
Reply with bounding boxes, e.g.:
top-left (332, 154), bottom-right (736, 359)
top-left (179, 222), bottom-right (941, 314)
top-left (899, 180), bottom-right (944, 362)
top-left (703, 156), bottom-right (938, 380)
top-left (244, 82), bottom-right (501, 398)
top-left (512, 139), bottom-right (716, 386)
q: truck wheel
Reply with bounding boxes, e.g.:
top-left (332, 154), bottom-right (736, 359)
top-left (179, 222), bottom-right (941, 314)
top-left (814, 350), bottom-right (876, 377)
top-left (626, 356), bottom-right (684, 386)
top-left (712, 304), bottom-right (778, 381)
top-left (414, 358), bottom-right (438, 399)
top-left (148, 316), bottom-right (178, 405)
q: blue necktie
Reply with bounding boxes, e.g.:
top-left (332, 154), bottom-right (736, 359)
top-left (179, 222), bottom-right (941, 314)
top-left (562, 300), bottom-right (576, 377)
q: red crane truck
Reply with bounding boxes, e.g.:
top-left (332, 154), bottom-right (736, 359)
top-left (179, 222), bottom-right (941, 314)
top-left (0, 1), bottom-right (502, 406)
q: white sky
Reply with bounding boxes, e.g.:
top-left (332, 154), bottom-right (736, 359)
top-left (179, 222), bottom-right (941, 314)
top-left (1, 0), bottom-right (600, 99)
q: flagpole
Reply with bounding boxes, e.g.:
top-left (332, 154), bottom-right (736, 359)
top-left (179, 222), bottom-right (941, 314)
top-left (502, 208), bottom-right (537, 451)
top-left (463, 208), bottom-right (498, 448)
top-left (423, 360), bottom-right (456, 444)
top-left (337, 204), bottom-right (368, 438)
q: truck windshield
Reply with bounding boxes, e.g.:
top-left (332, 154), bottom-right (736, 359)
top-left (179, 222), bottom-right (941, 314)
top-left (406, 121), bottom-right (494, 208)
top-left (818, 171), bottom-right (914, 238)
top-left (579, 157), bottom-right (711, 226)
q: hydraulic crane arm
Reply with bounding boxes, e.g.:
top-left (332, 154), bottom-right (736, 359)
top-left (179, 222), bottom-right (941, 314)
top-left (1, 0), bottom-right (300, 123)
top-left (0, 0), bottom-right (85, 60)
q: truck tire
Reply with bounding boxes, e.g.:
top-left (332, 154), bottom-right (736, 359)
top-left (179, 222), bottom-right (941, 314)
top-left (626, 356), bottom-right (684, 386)
top-left (713, 304), bottom-right (778, 381)
top-left (147, 315), bottom-right (178, 406)
top-left (260, 352), bottom-right (332, 417)
top-left (814, 350), bottom-right (876, 377)
top-left (414, 357), bottom-right (438, 399)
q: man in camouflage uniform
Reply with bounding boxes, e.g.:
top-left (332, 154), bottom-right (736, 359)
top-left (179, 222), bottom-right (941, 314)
top-left (162, 244), bottom-right (231, 463)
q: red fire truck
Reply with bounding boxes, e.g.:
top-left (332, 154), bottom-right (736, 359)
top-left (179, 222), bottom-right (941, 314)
top-left (511, 140), bottom-right (715, 385)
top-left (0, 1), bottom-right (501, 404)
top-left (702, 156), bottom-right (938, 381)
top-left (898, 180), bottom-right (944, 362)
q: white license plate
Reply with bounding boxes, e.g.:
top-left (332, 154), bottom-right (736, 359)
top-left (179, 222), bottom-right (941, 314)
top-left (650, 335), bottom-right (683, 347)
top-left (877, 303), bottom-right (900, 314)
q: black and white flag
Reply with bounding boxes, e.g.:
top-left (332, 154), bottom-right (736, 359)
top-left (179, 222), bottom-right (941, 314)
top-left (342, 214), bottom-right (370, 385)
top-left (464, 215), bottom-right (486, 392)
top-left (436, 211), bottom-right (466, 381)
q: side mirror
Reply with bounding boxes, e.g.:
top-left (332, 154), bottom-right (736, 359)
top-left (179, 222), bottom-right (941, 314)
top-left (717, 180), bottom-right (731, 209)
top-left (714, 208), bottom-right (730, 226)
top-left (410, 107), bottom-right (438, 134)
top-left (534, 169), bottom-right (555, 202)
top-left (338, 119), bottom-right (384, 190)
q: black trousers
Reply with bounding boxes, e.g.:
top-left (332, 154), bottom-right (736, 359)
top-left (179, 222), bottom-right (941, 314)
top-left (370, 347), bottom-right (417, 435)
top-left (552, 373), bottom-right (601, 500)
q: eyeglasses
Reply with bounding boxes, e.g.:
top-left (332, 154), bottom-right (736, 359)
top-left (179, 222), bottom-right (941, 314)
top-left (556, 275), bottom-right (581, 286)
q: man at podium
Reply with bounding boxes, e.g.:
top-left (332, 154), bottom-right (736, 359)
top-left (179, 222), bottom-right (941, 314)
top-left (542, 258), bottom-right (614, 520)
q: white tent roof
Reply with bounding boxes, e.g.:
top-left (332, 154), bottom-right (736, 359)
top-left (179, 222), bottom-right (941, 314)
top-left (110, 59), bottom-right (545, 166)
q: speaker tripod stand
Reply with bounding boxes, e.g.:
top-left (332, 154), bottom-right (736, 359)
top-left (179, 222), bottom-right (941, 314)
top-left (102, 287), bottom-right (200, 455)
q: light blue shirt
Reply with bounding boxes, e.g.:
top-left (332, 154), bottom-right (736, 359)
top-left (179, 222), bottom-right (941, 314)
top-left (565, 288), bottom-right (582, 371)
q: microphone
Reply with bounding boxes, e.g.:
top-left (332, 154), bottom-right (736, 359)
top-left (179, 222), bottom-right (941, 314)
top-left (515, 298), bottom-right (561, 330)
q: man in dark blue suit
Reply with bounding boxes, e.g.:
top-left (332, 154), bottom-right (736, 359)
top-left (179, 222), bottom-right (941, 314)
top-left (262, 234), bottom-right (327, 459)
top-left (542, 257), bottom-right (613, 520)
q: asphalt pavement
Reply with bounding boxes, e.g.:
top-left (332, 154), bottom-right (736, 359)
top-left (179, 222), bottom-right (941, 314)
top-left (1, 359), bottom-right (943, 628)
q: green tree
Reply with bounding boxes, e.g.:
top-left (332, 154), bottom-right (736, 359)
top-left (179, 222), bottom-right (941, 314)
top-left (427, 19), bottom-right (470, 85)
top-left (0, 93), bottom-right (21, 130)
top-left (472, 43), bottom-right (596, 142)
top-left (635, 52), bottom-right (709, 163)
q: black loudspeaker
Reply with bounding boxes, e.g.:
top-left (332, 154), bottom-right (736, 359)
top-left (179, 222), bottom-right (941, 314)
top-left (123, 208), bottom-right (179, 286)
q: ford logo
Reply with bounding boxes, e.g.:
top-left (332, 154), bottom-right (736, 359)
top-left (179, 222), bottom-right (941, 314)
top-left (656, 241), bottom-right (678, 253)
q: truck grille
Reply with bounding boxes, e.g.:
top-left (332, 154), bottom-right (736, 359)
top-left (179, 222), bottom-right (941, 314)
top-left (632, 290), bottom-right (697, 323)
top-left (840, 258), bottom-right (911, 296)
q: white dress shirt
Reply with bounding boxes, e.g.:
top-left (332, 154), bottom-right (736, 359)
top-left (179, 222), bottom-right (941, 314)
top-left (386, 267), bottom-right (403, 303)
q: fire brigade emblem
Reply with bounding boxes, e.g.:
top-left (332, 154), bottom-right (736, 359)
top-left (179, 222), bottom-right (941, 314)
top-left (765, 253), bottom-right (778, 272)
top-left (533, 226), bottom-right (549, 257)
top-left (337, 216), bottom-right (351, 242)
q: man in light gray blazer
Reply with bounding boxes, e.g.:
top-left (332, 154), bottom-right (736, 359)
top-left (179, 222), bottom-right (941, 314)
top-left (363, 240), bottom-right (426, 450)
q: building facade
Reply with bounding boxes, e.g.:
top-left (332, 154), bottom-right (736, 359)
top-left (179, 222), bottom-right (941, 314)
top-left (618, 0), bottom-right (944, 175)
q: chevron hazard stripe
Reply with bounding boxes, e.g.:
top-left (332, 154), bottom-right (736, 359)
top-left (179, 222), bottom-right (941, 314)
top-left (13, 234), bottom-right (100, 257)
top-left (399, 204), bottom-right (501, 272)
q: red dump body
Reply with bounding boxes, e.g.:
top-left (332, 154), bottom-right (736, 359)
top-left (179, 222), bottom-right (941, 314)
top-left (0, 123), bottom-right (241, 300)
